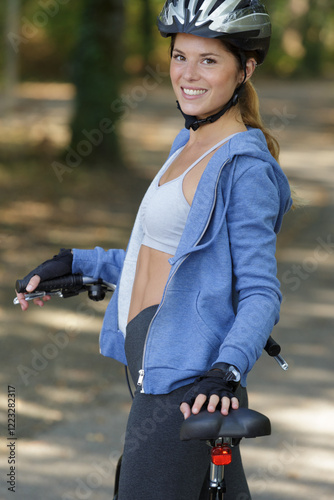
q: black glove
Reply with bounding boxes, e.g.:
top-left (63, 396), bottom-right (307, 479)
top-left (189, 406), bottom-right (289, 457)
top-left (22, 248), bottom-right (73, 289)
top-left (181, 366), bottom-right (240, 408)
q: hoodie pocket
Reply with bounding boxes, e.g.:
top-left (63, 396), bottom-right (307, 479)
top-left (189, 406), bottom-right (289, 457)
top-left (193, 291), bottom-right (222, 349)
top-left (147, 290), bottom-right (221, 373)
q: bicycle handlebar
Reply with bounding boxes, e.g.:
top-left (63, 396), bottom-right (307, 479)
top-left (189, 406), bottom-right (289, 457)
top-left (16, 274), bottom-right (84, 294)
top-left (264, 336), bottom-right (281, 357)
top-left (264, 336), bottom-right (288, 370)
top-left (14, 273), bottom-right (116, 305)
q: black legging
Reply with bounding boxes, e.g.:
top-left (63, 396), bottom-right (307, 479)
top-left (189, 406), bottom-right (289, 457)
top-left (117, 305), bottom-right (251, 500)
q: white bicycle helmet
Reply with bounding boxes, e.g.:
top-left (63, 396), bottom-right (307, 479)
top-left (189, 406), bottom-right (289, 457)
top-left (157, 0), bottom-right (271, 64)
top-left (157, 0), bottom-right (272, 130)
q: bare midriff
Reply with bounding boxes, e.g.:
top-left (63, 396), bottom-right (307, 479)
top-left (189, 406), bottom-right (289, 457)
top-left (127, 245), bottom-right (172, 323)
top-left (127, 143), bottom-right (207, 325)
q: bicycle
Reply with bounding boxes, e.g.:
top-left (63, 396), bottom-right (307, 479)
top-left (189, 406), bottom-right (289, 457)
top-left (14, 274), bottom-right (288, 499)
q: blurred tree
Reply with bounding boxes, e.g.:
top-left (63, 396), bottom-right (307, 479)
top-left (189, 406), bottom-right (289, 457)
top-left (14, 0), bottom-right (84, 81)
top-left (302, 0), bottom-right (330, 76)
top-left (124, 0), bottom-right (160, 75)
top-left (68, 0), bottom-right (125, 169)
top-left (3, 0), bottom-right (20, 108)
top-left (140, 0), bottom-right (155, 69)
top-left (265, 0), bottom-right (334, 77)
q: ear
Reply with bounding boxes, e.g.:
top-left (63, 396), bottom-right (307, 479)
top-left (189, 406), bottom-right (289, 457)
top-left (244, 58), bottom-right (257, 82)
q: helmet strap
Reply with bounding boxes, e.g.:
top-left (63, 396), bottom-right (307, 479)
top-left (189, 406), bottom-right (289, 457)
top-left (177, 90), bottom-right (241, 131)
top-left (177, 55), bottom-right (248, 132)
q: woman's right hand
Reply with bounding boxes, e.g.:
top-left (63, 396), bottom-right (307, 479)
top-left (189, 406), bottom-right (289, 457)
top-left (15, 248), bottom-right (73, 311)
top-left (16, 275), bottom-right (51, 311)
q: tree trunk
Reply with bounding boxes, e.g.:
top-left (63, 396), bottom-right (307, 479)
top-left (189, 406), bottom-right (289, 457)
top-left (68, 0), bottom-right (125, 169)
top-left (140, 0), bottom-right (154, 69)
top-left (4, 0), bottom-right (20, 111)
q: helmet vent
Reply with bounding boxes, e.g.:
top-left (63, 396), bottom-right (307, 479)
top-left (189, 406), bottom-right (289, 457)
top-left (157, 0), bottom-right (271, 64)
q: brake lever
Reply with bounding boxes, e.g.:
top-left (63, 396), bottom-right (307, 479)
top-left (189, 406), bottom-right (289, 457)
top-left (273, 354), bottom-right (289, 371)
top-left (13, 290), bottom-right (64, 305)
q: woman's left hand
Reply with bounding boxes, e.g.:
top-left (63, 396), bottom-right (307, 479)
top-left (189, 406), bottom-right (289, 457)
top-left (180, 394), bottom-right (239, 419)
top-left (180, 368), bottom-right (240, 419)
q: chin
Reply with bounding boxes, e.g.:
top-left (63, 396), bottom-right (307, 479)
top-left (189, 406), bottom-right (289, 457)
top-left (179, 102), bottom-right (208, 117)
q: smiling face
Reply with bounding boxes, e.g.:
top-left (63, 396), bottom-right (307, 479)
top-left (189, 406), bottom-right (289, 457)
top-left (170, 33), bottom-right (245, 120)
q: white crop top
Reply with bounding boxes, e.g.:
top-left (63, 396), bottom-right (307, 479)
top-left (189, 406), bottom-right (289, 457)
top-left (141, 133), bottom-right (240, 255)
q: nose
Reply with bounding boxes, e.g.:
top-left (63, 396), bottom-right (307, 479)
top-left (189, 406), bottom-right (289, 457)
top-left (183, 61), bottom-right (200, 81)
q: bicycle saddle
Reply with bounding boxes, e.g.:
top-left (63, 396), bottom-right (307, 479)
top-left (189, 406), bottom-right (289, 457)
top-left (180, 408), bottom-right (271, 441)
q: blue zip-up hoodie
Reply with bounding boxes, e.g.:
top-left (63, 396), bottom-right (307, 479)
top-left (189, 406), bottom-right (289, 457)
top-left (73, 127), bottom-right (292, 393)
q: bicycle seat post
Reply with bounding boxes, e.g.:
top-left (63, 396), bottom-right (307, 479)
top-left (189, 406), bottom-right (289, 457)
top-left (208, 436), bottom-right (233, 499)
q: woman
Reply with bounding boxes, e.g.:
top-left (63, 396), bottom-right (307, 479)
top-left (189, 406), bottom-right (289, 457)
top-left (17, 1), bottom-right (293, 498)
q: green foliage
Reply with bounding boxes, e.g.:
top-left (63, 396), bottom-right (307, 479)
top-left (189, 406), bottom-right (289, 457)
top-left (6, 0), bottom-right (85, 81)
top-left (0, 4), bottom-right (5, 86)
top-left (124, 0), bottom-right (165, 73)
top-left (1, 0), bottom-right (333, 83)
top-left (264, 0), bottom-right (334, 78)
top-left (124, 0), bottom-right (334, 79)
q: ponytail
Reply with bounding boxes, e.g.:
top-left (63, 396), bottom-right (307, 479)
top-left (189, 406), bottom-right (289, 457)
top-left (239, 80), bottom-right (280, 162)
top-left (240, 80), bottom-right (301, 208)
top-left (218, 40), bottom-right (281, 162)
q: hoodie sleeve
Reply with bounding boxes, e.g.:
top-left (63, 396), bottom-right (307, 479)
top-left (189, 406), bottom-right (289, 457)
top-left (215, 160), bottom-right (282, 376)
top-left (72, 247), bottom-right (126, 284)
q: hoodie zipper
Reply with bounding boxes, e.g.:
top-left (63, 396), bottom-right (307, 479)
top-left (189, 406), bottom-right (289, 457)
top-left (137, 256), bottom-right (186, 392)
top-left (137, 157), bottom-right (231, 393)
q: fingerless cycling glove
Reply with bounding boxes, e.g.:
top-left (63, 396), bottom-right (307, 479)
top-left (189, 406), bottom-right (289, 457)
top-left (22, 248), bottom-right (73, 287)
top-left (181, 366), bottom-right (240, 407)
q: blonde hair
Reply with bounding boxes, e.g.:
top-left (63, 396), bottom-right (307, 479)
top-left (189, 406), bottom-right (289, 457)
top-left (239, 80), bottom-right (280, 162)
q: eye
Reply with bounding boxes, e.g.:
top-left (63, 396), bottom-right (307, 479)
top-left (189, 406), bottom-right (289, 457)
top-left (172, 53), bottom-right (185, 62)
top-left (203, 58), bottom-right (216, 65)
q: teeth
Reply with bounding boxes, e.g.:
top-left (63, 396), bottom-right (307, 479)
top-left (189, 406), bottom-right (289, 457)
top-left (183, 88), bottom-right (206, 96)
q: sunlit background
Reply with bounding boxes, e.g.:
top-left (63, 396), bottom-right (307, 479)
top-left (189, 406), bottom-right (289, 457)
top-left (0, 1), bottom-right (334, 499)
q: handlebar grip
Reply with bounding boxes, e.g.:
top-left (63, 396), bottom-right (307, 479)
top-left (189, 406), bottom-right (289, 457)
top-left (16, 274), bottom-right (83, 294)
top-left (264, 336), bottom-right (281, 357)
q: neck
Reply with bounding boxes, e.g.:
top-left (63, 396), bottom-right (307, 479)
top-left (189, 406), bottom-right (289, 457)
top-left (187, 108), bottom-right (246, 146)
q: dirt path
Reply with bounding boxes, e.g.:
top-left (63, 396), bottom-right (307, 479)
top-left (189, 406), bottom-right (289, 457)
top-left (0, 79), bottom-right (333, 499)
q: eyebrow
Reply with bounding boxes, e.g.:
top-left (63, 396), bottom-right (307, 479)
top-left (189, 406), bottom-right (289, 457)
top-left (173, 48), bottom-right (221, 58)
